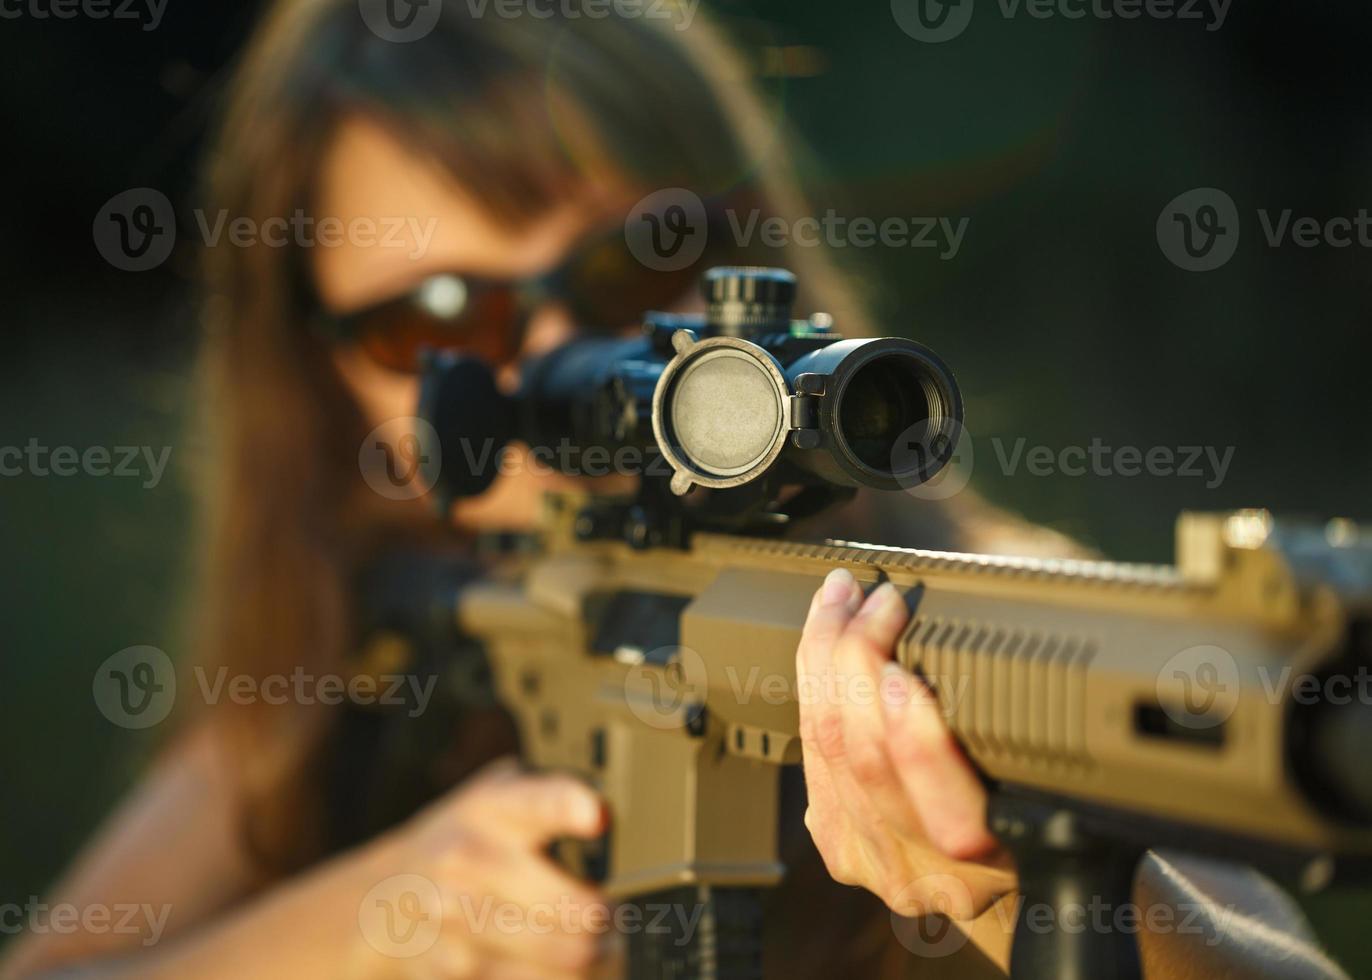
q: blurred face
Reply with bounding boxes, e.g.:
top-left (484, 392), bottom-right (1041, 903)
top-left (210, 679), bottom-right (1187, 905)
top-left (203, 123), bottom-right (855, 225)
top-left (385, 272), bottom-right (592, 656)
top-left (311, 115), bottom-right (645, 530)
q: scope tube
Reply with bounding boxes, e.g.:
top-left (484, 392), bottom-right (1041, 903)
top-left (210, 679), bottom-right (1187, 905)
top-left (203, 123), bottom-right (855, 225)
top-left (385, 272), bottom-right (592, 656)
top-left (514, 335), bottom-right (662, 457)
top-left (783, 337), bottom-right (964, 492)
top-left (417, 336), bottom-right (668, 506)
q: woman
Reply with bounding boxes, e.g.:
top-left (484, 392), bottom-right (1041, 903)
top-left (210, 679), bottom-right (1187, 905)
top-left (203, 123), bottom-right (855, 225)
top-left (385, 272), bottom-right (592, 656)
top-left (1, 1), bottom-right (1326, 978)
top-left (3, 2), bottom-right (1020, 977)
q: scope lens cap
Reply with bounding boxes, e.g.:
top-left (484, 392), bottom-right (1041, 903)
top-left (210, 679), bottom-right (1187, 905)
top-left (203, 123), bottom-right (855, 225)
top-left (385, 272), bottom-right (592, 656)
top-left (654, 337), bottom-right (790, 491)
top-left (416, 351), bottom-right (514, 503)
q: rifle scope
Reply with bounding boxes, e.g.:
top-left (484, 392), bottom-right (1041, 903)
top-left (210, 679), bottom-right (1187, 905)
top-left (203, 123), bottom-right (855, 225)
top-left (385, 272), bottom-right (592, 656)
top-left (419, 267), bottom-right (962, 503)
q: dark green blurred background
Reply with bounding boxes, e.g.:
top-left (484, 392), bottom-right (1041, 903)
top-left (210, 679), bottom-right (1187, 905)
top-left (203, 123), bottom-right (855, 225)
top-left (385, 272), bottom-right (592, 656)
top-left (2, 0), bottom-right (1370, 973)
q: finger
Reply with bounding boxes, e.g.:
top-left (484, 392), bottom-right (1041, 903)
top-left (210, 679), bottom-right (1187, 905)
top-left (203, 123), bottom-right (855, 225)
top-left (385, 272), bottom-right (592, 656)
top-left (801, 565), bottom-right (883, 878)
top-left (881, 668), bottom-right (1001, 861)
top-left (831, 583), bottom-right (922, 837)
top-left (796, 569), bottom-right (864, 860)
top-left (797, 568), bottom-right (863, 677)
top-left (796, 567), bottom-right (863, 769)
top-left (840, 581), bottom-right (911, 667)
top-left (798, 714), bottom-right (849, 872)
top-left (457, 773), bottom-right (606, 846)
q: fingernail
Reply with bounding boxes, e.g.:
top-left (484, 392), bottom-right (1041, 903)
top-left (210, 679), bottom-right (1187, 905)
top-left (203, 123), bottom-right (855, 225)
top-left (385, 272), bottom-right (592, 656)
top-left (820, 568), bottom-right (857, 607)
top-left (578, 794), bottom-right (605, 831)
top-left (859, 581), bottom-right (902, 619)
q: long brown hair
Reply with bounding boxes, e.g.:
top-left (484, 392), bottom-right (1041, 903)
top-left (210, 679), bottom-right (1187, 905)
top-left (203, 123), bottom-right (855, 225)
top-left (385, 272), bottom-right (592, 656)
top-left (194, 1), bottom-right (1043, 975)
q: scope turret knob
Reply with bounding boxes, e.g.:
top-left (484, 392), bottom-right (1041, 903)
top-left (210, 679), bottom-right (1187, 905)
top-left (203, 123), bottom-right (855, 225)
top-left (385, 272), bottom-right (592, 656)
top-left (703, 267), bottom-right (797, 337)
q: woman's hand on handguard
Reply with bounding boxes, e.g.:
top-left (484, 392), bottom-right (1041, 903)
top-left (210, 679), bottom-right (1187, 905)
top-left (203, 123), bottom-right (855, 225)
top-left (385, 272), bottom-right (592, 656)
top-left (795, 569), bottom-right (1016, 926)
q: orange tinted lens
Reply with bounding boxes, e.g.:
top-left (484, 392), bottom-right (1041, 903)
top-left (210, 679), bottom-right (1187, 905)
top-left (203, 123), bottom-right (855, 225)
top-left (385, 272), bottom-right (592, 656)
top-left (354, 288), bottom-right (522, 372)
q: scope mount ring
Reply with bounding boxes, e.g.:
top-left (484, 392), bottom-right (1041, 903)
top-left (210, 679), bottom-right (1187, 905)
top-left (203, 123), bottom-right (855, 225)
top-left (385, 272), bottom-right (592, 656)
top-left (651, 331), bottom-right (792, 496)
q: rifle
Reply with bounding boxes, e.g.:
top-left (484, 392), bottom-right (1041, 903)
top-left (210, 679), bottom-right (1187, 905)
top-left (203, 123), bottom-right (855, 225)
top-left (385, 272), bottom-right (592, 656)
top-left (410, 268), bottom-right (1372, 979)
